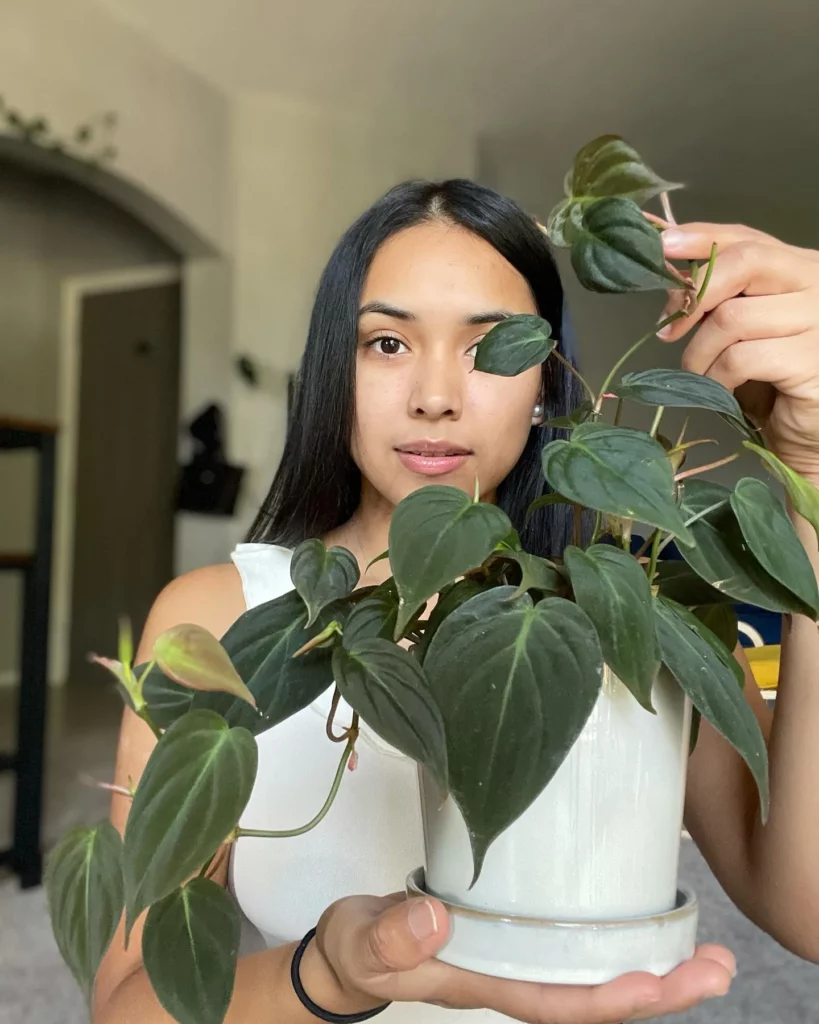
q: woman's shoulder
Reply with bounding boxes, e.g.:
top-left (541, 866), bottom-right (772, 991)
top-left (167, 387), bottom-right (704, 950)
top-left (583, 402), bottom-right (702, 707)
top-left (137, 562), bottom-right (247, 660)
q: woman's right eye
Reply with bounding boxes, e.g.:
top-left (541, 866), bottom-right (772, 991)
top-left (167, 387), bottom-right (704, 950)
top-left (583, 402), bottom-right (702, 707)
top-left (369, 336), bottom-right (408, 357)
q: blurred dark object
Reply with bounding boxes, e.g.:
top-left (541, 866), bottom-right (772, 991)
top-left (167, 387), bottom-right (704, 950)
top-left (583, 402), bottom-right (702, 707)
top-left (0, 415), bottom-right (58, 889)
top-left (176, 404), bottom-right (244, 517)
top-left (236, 354), bottom-right (258, 387)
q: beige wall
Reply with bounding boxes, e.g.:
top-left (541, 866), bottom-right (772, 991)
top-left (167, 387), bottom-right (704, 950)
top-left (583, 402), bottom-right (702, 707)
top-left (0, 167), bottom-right (178, 682)
top-left (228, 92), bottom-right (477, 539)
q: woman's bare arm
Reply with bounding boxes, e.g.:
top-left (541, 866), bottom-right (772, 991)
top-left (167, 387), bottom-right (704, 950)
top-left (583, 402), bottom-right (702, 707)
top-left (91, 564), bottom-right (366, 1023)
top-left (684, 506), bottom-right (819, 963)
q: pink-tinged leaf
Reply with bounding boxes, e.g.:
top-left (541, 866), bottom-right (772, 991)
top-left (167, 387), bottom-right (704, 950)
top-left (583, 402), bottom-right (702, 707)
top-left (88, 654), bottom-right (130, 687)
top-left (153, 625), bottom-right (257, 709)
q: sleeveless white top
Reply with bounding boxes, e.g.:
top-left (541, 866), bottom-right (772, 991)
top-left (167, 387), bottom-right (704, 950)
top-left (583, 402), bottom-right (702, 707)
top-left (229, 543), bottom-right (512, 1022)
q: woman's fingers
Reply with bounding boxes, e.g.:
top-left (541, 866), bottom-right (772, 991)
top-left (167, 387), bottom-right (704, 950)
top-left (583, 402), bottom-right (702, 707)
top-left (435, 967), bottom-right (663, 1024)
top-left (660, 221), bottom-right (819, 266)
top-left (679, 292), bottom-right (812, 376)
top-left (658, 241), bottom-right (813, 342)
top-left (630, 945), bottom-right (734, 1020)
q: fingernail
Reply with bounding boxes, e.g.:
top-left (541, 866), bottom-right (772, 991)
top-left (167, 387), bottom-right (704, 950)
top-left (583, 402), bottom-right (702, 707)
top-left (408, 899), bottom-right (439, 940)
top-left (707, 980), bottom-right (731, 999)
top-left (656, 323), bottom-right (674, 340)
top-left (662, 229), bottom-right (687, 252)
top-left (731, 963), bottom-right (738, 979)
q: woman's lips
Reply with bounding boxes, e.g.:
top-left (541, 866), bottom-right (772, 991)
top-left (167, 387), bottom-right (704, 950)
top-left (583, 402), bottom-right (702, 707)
top-left (396, 451), bottom-right (471, 476)
top-left (395, 443), bottom-right (472, 477)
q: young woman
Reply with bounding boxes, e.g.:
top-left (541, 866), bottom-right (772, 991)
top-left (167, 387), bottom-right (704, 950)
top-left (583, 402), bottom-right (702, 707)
top-left (94, 181), bottom-right (819, 1024)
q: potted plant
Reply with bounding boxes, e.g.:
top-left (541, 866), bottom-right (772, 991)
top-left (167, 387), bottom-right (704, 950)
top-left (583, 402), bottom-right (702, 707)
top-left (45, 136), bottom-right (819, 1023)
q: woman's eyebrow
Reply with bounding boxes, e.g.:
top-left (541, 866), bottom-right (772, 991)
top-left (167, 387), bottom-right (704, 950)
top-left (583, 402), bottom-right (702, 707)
top-left (463, 309), bottom-right (514, 326)
top-left (359, 301), bottom-right (416, 321)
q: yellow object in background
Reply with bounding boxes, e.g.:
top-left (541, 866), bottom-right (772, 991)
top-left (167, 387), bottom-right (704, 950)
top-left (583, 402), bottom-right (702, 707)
top-left (744, 644), bottom-right (780, 691)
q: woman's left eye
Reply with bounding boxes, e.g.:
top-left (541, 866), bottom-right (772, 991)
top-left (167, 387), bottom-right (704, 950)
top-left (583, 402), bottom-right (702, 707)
top-left (466, 342), bottom-right (480, 358)
top-left (369, 336), bottom-right (408, 356)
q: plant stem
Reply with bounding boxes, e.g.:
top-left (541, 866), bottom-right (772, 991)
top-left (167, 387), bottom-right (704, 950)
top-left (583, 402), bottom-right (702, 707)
top-left (697, 243), bottom-right (719, 301)
top-left (634, 529), bottom-right (659, 561)
top-left (589, 510), bottom-right (603, 546)
top-left (649, 405), bottom-right (665, 439)
top-left (674, 451), bottom-right (739, 482)
top-left (137, 707), bottom-right (162, 741)
top-left (647, 528), bottom-right (664, 582)
top-left (235, 735), bottom-right (355, 840)
top-left (573, 505), bottom-right (582, 547)
top-left (595, 310), bottom-right (688, 414)
top-left (326, 686), bottom-right (347, 743)
top-left (550, 348), bottom-right (595, 404)
top-left (613, 397), bottom-right (624, 426)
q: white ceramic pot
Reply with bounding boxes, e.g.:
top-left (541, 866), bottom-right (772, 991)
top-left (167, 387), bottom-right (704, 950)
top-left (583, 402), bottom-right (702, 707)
top-left (415, 666), bottom-right (698, 984)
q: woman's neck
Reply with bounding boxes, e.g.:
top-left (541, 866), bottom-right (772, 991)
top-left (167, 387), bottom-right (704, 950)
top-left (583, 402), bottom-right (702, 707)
top-left (322, 483), bottom-right (394, 587)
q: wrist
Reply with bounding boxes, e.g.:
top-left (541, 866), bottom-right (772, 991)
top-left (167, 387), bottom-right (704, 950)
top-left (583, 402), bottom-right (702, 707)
top-left (300, 932), bottom-right (386, 1018)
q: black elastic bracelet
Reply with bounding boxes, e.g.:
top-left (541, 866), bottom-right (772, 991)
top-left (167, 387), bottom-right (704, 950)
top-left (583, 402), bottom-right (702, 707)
top-left (291, 927), bottom-right (392, 1022)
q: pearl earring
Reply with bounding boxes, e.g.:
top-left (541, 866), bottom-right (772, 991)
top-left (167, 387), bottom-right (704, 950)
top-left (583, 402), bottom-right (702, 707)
top-left (532, 403), bottom-right (544, 419)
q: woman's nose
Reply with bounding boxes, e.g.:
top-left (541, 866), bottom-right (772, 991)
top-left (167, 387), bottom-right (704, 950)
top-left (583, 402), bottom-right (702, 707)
top-left (408, 354), bottom-right (464, 421)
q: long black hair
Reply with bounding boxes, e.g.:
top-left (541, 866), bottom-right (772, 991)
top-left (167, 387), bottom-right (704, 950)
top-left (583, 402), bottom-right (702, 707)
top-left (246, 179), bottom-right (584, 559)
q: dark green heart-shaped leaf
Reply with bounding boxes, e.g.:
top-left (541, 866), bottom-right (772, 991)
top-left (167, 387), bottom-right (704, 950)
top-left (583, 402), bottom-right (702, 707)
top-left (473, 314), bottom-right (555, 376)
top-left (544, 401), bottom-right (594, 430)
top-left (568, 135), bottom-right (683, 207)
top-left (342, 590), bottom-right (398, 648)
top-left (570, 198), bottom-right (693, 294)
top-left (291, 539), bottom-right (360, 626)
top-left (542, 423), bottom-right (693, 542)
top-left (188, 590), bottom-right (337, 734)
top-left (389, 486), bottom-right (511, 637)
top-left (417, 578), bottom-right (487, 661)
top-left (123, 710), bottom-right (257, 937)
top-left (613, 370), bottom-right (745, 426)
top-left (142, 878), bottom-right (240, 1024)
top-left (141, 663), bottom-right (195, 728)
top-left (654, 562), bottom-right (734, 606)
top-left (744, 442), bottom-right (819, 548)
top-left (45, 821), bottom-right (123, 1000)
top-left (730, 478), bottom-right (819, 617)
top-left (332, 639), bottom-right (447, 787)
top-left (153, 624), bottom-right (256, 708)
top-left (564, 544), bottom-right (659, 712)
top-left (546, 198), bottom-right (584, 248)
top-left (679, 480), bottom-right (813, 615)
top-left (654, 597), bottom-right (769, 820)
top-left (425, 588), bottom-right (603, 883)
top-left (692, 604), bottom-right (744, 688)
top-left (502, 550), bottom-right (564, 598)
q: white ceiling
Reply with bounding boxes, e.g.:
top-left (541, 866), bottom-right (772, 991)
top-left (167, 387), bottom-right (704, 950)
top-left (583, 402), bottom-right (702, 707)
top-left (96, 0), bottom-right (819, 207)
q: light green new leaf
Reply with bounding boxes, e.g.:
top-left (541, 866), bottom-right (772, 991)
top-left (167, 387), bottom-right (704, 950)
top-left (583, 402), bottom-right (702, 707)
top-left (542, 423), bottom-right (693, 542)
top-left (570, 198), bottom-right (693, 294)
top-left (187, 590), bottom-right (338, 735)
top-left (389, 485), bottom-right (511, 637)
top-left (45, 821), bottom-right (123, 1000)
top-left (153, 624), bottom-right (256, 708)
top-left (473, 314), bottom-right (555, 376)
top-left (143, 878), bottom-right (240, 1024)
top-left (333, 639), bottom-right (448, 788)
top-left (679, 480), bottom-right (814, 615)
top-left (123, 710), bottom-right (257, 938)
top-left (654, 597), bottom-right (769, 821)
top-left (290, 539), bottom-right (360, 626)
top-left (425, 588), bottom-right (603, 883)
top-left (745, 441), bottom-right (819, 549)
top-left (546, 198), bottom-right (584, 248)
top-left (565, 544), bottom-right (659, 712)
top-left (731, 478), bottom-right (819, 617)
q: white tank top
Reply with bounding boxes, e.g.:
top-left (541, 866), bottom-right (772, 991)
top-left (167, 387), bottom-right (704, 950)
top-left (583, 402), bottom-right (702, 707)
top-left (229, 543), bottom-right (512, 1022)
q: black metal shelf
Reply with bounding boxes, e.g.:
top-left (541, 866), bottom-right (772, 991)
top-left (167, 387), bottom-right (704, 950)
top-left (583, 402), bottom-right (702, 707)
top-left (1, 416), bottom-right (57, 888)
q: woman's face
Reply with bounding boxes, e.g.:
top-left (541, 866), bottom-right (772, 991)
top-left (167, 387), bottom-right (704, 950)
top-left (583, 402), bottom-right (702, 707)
top-left (352, 220), bottom-right (543, 510)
